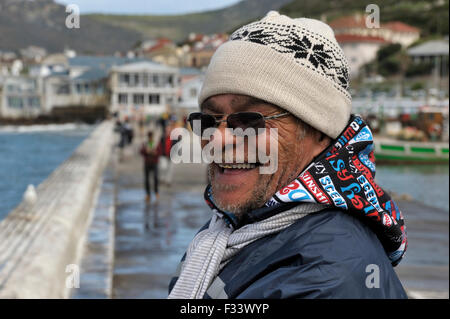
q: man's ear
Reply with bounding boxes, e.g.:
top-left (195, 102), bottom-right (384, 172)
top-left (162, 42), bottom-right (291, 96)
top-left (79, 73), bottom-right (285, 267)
top-left (318, 133), bottom-right (332, 149)
top-left (310, 132), bottom-right (331, 158)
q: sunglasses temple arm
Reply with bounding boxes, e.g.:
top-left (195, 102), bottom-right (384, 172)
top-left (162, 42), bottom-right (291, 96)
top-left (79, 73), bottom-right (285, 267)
top-left (266, 112), bottom-right (290, 120)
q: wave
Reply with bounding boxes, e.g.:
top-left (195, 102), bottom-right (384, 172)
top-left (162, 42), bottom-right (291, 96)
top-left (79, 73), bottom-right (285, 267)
top-left (0, 123), bottom-right (94, 133)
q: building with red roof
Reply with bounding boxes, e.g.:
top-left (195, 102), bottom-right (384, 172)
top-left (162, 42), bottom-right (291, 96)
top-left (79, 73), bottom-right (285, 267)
top-left (330, 14), bottom-right (420, 47)
top-left (330, 14), bottom-right (421, 77)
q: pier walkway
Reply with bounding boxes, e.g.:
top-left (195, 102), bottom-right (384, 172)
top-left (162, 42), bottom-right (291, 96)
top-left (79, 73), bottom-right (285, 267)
top-left (110, 145), bottom-right (209, 298)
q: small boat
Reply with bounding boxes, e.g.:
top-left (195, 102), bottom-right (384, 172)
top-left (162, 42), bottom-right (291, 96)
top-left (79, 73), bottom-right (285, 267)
top-left (374, 138), bottom-right (449, 164)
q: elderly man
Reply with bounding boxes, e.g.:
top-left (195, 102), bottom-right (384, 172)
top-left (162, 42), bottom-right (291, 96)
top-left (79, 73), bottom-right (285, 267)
top-left (168, 11), bottom-right (407, 299)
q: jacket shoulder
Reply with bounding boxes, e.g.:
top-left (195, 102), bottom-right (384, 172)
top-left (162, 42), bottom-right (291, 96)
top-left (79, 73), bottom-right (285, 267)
top-left (222, 209), bottom-right (407, 299)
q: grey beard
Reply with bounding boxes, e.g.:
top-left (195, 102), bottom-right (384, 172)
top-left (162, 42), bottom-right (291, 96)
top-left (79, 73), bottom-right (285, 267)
top-left (207, 165), bottom-right (275, 218)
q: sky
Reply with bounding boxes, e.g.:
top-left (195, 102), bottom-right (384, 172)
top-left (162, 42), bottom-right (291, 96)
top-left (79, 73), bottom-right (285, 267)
top-left (54, 0), bottom-right (242, 15)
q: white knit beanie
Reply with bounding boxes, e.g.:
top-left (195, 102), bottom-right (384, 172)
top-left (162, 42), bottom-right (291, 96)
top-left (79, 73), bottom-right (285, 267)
top-left (198, 11), bottom-right (352, 138)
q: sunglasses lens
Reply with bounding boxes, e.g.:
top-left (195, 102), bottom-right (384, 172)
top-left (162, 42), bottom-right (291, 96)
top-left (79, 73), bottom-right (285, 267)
top-left (188, 112), bottom-right (216, 136)
top-left (228, 112), bottom-right (265, 134)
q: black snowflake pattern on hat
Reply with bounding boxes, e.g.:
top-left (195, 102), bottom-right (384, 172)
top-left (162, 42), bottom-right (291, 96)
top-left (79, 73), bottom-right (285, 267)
top-left (236, 29), bottom-right (273, 45)
top-left (337, 67), bottom-right (349, 87)
top-left (280, 35), bottom-right (332, 72)
top-left (230, 23), bottom-right (351, 98)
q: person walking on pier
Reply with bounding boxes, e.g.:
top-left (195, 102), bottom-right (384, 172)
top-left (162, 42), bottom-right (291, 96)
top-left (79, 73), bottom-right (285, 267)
top-left (140, 131), bottom-right (162, 203)
top-left (169, 11), bottom-right (408, 299)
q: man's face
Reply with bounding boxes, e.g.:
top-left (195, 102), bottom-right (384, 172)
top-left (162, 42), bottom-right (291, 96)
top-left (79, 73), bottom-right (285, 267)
top-left (201, 94), bottom-right (328, 217)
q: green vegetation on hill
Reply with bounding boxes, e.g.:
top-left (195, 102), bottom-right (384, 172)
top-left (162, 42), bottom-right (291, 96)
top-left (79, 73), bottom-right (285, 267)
top-left (87, 0), bottom-right (293, 43)
top-left (279, 0), bottom-right (449, 37)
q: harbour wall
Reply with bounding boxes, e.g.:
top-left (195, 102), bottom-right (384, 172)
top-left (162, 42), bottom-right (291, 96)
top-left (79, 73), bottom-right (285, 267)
top-left (0, 120), bottom-right (114, 298)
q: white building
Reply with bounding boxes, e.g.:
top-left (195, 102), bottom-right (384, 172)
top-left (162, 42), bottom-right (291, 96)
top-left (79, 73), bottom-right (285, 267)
top-left (408, 39), bottom-right (449, 68)
top-left (41, 56), bottom-right (140, 115)
top-left (0, 76), bottom-right (42, 119)
top-left (177, 75), bottom-right (203, 113)
top-left (330, 15), bottom-right (420, 48)
top-left (335, 34), bottom-right (388, 78)
top-left (110, 61), bottom-right (179, 118)
top-left (42, 69), bottom-right (108, 114)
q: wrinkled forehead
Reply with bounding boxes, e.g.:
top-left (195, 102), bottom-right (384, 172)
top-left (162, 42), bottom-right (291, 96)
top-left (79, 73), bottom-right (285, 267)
top-left (200, 94), bottom-right (282, 114)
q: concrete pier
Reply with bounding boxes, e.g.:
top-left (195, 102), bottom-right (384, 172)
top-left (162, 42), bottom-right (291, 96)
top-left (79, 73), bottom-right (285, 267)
top-left (0, 121), bottom-right (114, 298)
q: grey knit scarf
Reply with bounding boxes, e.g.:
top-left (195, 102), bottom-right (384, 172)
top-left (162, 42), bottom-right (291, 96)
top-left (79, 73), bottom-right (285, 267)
top-left (168, 202), bottom-right (325, 299)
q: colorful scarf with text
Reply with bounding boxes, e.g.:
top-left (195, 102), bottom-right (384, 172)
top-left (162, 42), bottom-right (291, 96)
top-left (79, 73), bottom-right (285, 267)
top-left (205, 115), bottom-right (407, 266)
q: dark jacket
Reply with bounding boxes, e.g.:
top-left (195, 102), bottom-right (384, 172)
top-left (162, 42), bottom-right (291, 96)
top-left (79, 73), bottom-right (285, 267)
top-left (140, 141), bottom-right (162, 166)
top-left (169, 208), bottom-right (407, 299)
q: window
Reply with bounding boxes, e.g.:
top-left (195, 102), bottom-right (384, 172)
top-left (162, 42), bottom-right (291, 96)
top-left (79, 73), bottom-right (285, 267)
top-left (133, 94), bottom-right (145, 104)
top-left (149, 94), bottom-right (160, 104)
top-left (56, 84), bottom-right (70, 95)
top-left (133, 74), bottom-right (139, 86)
top-left (84, 83), bottom-right (90, 94)
top-left (76, 83), bottom-right (82, 94)
top-left (165, 75), bottom-right (174, 87)
top-left (8, 97), bottom-right (23, 108)
top-left (189, 88), bottom-right (197, 98)
top-left (118, 93), bottom-right (128, 104)
top-left (153, 75), bottom-right (159, 87)
top-left (143, 74), bottom-right (149, 87)
top-left (96, 84), bottom-right (104, 94)
top-left (119, 73), bottom-right (130, 86)
top-left (7, 84), bottom-right (17, 93)
top-left (28, 97), bottom-right (40, 108)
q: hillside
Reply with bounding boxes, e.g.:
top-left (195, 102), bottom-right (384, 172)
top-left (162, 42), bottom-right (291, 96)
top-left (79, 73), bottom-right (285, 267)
top-left (0, 0), bottom-right (292, 54)
top-left (279, 0), bottom-right (449, 37)
top-left (0, 0), bottom-right (141, 54)
top-left (87, 0), bottom-right (293, 43)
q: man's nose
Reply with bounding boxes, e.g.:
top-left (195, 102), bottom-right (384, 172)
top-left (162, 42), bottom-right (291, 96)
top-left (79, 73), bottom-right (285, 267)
top-left (210, 120), bottom-right (235, 148)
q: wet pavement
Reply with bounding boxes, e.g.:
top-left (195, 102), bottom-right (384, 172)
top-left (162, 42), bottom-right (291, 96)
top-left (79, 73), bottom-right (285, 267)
top-left (393, 199), bottom-right (449, 298)
top-left (112, 142), bottom-right (210, 299)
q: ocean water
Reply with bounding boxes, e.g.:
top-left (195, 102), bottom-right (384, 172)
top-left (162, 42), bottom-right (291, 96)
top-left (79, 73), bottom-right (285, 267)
top-left (375, 164), bottom-right (449, 213)
top-left (0, 124), bottom-right (93, 219)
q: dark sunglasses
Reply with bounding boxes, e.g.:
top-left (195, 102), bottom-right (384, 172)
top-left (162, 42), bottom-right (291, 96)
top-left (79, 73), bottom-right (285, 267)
top-left (188, 111), bottom-right (290, 136)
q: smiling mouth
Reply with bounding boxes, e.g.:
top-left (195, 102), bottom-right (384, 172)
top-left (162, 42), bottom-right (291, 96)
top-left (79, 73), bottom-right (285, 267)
top-left (215, 162), bottom-right (262, 174)
top-left (217, 163), bottom-right (257, 169)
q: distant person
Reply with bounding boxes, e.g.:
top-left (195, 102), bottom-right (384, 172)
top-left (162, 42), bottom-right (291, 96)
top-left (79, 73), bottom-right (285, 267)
top-left (168, 12), bottom-right (407, 299)
top-left (123, 118), bottom-right (134, 145)
top-left (138, 116), bottom-right (145, 138)
top-left (160, 123), bottom-right (180, 186)
top-left (140, 131), bottom-right (162, 203)
top-left (114, 119), bottom-right (127, 161)
top-left (158, 112), bottom-right (169, 138)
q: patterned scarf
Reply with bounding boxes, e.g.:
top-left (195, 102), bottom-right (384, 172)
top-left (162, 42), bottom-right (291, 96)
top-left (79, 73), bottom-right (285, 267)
top-left (256, 114), bottom-right (407, 266)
